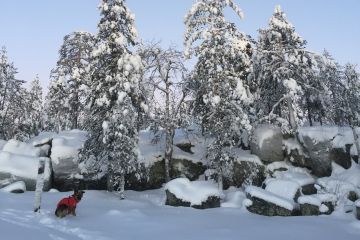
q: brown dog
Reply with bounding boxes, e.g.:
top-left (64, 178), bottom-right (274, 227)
top-left (55, 190), bottom-right (84, 218)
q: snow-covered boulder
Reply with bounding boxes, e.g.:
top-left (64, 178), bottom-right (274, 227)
top-left (165, 178), bottom-right (223, 209)
top-left (29, 130), bottom-right (88, 191)
top-left (0, 152), bottom-right (51, 191)
top-left (245, 186), bottom-right (298, 216)
top-left (265, 162), bottom-right (316, 195)
top-left (231, 150), bottom-right (265, 188)
top-left (0, 181), bottom-right (26, 193)
top-left (205, 150), bottom-right (265, 189)
top-left (250, 124), bottom-right (284, 163)
top-left (265, 179), bottom-right (301, 201)
top-left (316, 163), bottom-right (360, 209)
top-left (298, 194), bottom-right (336, 216)
top-left (129, 129), bottom-right (208, 190)
top-left (356, 200), bottom-right (360, 220)
top-left (3, 139), bottom-right (41, 157)
top-left (298, 126), bottom-right (355, 177)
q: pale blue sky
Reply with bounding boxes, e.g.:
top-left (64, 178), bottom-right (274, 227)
top-left (0, 0), bottom-right (359, 88)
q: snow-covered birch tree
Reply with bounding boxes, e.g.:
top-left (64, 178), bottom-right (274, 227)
top-left (141, 43), bottom-right (189, 182)
top-left (185, 0), bottom-right (253, 190)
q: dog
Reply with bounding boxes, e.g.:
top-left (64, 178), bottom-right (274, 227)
top-left (55, 190), bottom-right (84, 218)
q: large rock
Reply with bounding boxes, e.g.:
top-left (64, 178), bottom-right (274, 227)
top-left (127, 159), bottom-right (206, 191)
top-left (0, 152), bottom-right (52, 191)
top-left (297, 194), bottom-right (336, 216)
top-left (250, 124), bottom-right (284, 163)
top-left (206, 152), bottom-right (265, 189)
top-left (356, 200), bottom-right (360, 220)
top-left (165, 190), bottom-right (220, 209)
top-left (0, 181), bottom-right (26, 193)
top-left (245, 186), bottom-right (298, 216)
top-left (164, 178), bottom-right (222, 209)
top-left (298, 127), bottom-right (355, 177)
top-left (232, 160), bottom-right (265, 188)
top-left (299, 202), bottom-right (334, 216)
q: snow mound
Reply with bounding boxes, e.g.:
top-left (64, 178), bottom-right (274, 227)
top-left (0, 152), bottom-right (51, 180)
top-left (0, 181), bottom-right (26, 193)
top-left (356, 200), bottom-right (360, 208)
top-left (28, 130), bottom-right (88, 165)
top-left (317, 163), bottom-right (360, 204)
top-left (221, 188), bottom-right (246, 208)
top-left (231, 148), bottom-right (262, 164)
top-left (265, 179), bottom-right (300, 200)
top-left (266, 161), bottom-right (314, 186)
top-left (299, 126), bottom-right (355, 151)
top-left (51, 130), bottom-right (88, 165)
top-left (3, 139), bottom-right (41, 157)
top-left (246, 186), bottom-right (296, 211)
top-left (165, 178), bottom-right (223, 205)
top-left (298, 194), bottom-right (337, 206)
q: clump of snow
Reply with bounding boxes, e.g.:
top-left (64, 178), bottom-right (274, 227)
top-left (319, 204), bottom-right (329, 213)
top-left (0, 181), bottom-right (26, 193)
top-left (48, 189), bottom-right (59, 193)
top-left (165, 178), bottom-right (223, 206)
top-left (265, 179), bottom-right (300, 200)
top-left (3, 139), bottom-right (41, 157)
top-left (282, 138), bottom-right (303, 155)
top-left (221, 188), bottom-right (246, 208)
top-left (355, 200), bottom-right (360, 208)
top-left (243, 198), bottom-right (253, 207)
top-left (253, 125), bottom-right (280, 149)
top-left (298, 194), bottom-right (337, 206)
top-left (245, 186), bottom-right (296, 211)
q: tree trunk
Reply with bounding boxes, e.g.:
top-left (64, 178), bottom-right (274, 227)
top-left (217, 165), bottom-right (223, 191)
top-left (34, 158), bottom-right (46, 212)
top-left (352, 126), bottom-right (360, 162)
top-left (107, 163), bottom-right (114, 192)
top-left (164, 127), bottom-right (174, 182)
top-left (119, 173), bottom-right (125, 200)
top-left (287, 97), bottom-right (298, 133)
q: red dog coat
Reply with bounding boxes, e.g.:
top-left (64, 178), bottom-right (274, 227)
top-left (57, 196), bottom-right (78, 208)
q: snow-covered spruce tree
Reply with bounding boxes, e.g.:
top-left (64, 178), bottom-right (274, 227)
top-left (185, 0), bottom-right (253, 190)
top-left (0, 47), bottom-right (27, 140)
top-left (140, 43), bottom-right (189, 182)
top-left (342, 63), bottom-right (360, 155)
top-left (80, 0), bottom-right (144, 199)
top-left (47, 31), bottom-right (95, 130)
top-left (317, 50), bottom-right (346, 125)
top-left (250, 6), bottom-right (316, 134)
top-left (45, 69), bottom-right (69, 132)
top-left (27, 75), bottom-right (44, 137)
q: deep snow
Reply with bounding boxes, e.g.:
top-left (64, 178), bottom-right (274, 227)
top-left (1, 189), bottom-right (360, 240)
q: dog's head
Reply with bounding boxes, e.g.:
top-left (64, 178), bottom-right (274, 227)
top-left (73, 190), bottom-right (85, 202)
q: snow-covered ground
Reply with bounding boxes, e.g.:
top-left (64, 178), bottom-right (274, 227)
top-left (1, 189), bottom-right (360, 240)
